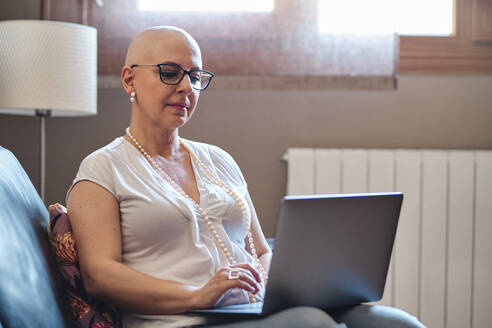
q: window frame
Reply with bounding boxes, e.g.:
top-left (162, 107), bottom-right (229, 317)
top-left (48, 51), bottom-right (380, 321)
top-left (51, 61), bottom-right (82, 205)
top-left (399, 0), bottom-right (492, 74)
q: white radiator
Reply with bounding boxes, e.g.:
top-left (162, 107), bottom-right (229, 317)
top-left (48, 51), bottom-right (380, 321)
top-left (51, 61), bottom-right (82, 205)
top-left (284, 149), bottom-right (492, 328)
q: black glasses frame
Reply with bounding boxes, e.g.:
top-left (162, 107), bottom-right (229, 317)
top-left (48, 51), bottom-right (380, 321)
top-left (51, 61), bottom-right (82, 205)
top-left (130, 63), bottom-right (214, 90)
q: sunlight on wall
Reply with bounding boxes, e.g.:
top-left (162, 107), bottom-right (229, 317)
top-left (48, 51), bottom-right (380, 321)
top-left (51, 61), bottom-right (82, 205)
top-left (139, 0), bottom-right (274, 12)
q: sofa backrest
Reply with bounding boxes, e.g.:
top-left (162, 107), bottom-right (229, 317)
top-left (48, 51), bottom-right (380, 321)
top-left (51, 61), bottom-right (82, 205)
top-left (0, 147), bottom-right (71, 327)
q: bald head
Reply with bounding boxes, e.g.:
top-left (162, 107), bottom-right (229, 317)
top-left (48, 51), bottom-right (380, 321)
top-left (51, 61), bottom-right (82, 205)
top-left (125, 26), bottom-right (201, 67)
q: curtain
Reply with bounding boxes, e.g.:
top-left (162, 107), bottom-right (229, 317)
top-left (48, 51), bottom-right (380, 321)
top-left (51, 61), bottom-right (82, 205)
top-left (47, 0), bottom-right (398, 90)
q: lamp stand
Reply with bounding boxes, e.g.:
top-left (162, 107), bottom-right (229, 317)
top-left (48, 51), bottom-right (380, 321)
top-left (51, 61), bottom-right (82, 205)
top-left (35, 109), bottom-right (51, 202)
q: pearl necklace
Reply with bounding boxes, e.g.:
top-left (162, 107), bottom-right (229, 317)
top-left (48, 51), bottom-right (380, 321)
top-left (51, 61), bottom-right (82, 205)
top-left (125, 128), bottom-right (267, 302)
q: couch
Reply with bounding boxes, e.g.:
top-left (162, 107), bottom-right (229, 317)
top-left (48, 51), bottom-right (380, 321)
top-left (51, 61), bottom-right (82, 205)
top-left (0, 147), bottom-right (120, 328)
top-left (0, 146), bottom-right (71, 327)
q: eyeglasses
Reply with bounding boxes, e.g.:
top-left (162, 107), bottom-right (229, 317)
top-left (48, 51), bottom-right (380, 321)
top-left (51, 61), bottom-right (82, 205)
top-left (130, 63), bottom-right (214, 90)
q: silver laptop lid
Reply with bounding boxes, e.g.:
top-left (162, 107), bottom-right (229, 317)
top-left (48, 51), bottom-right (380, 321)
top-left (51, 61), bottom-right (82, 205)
top-left (262, 192), bottom-right (403, 315)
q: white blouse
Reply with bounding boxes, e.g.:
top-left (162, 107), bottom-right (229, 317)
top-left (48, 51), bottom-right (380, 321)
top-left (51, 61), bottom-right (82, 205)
top-left (70, 137), bottom-right (264, 328)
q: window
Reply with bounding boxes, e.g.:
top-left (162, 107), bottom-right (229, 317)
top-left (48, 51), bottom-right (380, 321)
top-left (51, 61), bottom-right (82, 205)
top-left (399, 0), bottom-right (492, 73)
top-left (138, 0), bottom-right (274, 12)
top-left (318, 0), bottom-right (394, 35)
top-left (395, 0), bottom-right (454, 36)
top-left (318, 0), bottom-right (453, 36)
top-left (46, 0), bottom-right (492, 80)
top-left (317, 0), bottom-right (492, 73)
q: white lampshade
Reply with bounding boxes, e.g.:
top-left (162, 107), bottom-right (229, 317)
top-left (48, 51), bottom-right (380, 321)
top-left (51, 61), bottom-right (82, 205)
top-left (0, 20), bottom-right (97, 117)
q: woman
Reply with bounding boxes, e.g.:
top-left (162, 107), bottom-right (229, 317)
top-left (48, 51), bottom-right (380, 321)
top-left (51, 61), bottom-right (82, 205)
top-left (67, 26), bottom-right (424, 328)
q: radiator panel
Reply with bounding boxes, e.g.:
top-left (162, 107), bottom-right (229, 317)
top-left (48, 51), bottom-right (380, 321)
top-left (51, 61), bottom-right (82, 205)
top-left (447, 151), bottom-right (474, 328)
top-left (285, 149), bottom-right (492, 328)
top-left (420, 151), bottom-right (447, 328)
top-left (393, 150), bottom-right (421, 318)
top-left (474, 152), bottom-right (492, 328)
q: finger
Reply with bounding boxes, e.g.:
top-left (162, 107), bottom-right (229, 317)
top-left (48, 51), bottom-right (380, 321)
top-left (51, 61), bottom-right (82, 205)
top-left (225, 268), bottom-right (260, 293)
top-left (237, 269), bottom-right (261, 293)
top-left (226, 273), bottom-right (259, 294)
top-left (231, 263), bottom-right (262, 283)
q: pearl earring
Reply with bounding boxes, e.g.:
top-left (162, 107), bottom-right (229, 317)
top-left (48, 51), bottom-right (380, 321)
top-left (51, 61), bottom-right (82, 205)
top-left (130, 91), bottom-right (136, 103)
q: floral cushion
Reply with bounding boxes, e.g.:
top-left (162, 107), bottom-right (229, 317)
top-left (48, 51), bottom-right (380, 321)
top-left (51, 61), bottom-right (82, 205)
top-left (48, 203), bottom-right (122, 328)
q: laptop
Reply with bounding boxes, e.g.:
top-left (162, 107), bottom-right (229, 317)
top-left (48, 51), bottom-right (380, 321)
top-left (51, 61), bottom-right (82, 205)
top-left (190, 192), bottom-right (403, 316)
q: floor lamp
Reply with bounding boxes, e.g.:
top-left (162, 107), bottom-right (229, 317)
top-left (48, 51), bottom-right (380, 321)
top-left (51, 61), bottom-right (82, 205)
top-left (0, 20), bottom-right (98, 202)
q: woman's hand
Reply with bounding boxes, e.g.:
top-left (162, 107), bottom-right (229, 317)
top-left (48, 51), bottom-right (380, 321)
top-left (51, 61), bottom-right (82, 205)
top-left (190, 263), bottom-right (262, 309)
